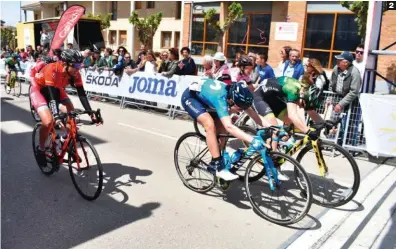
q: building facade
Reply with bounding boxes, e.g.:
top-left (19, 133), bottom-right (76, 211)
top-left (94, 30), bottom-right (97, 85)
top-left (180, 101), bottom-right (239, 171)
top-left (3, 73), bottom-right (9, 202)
top-left (182, 1), bottom-right (396, 78)
top-left (21, 1), bottom-right (183, 58)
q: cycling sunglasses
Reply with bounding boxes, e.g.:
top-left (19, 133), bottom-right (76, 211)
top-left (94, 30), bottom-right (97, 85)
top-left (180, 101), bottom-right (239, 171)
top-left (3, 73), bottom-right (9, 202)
top-left (69, 63), bottom-right (81, 69)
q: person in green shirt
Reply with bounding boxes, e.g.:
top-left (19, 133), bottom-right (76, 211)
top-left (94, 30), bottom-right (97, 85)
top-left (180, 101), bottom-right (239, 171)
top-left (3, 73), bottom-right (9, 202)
top-left (5, 55), bottom-right (22, 85)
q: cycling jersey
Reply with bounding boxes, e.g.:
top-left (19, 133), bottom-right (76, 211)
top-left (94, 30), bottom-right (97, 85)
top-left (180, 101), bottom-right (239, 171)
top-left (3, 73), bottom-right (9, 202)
top-left (182, 78), bottom-right (230, 120)
top-left (253, 78), bottom-right (287, 117)
top-left (5, 58), bottom-right (20, 71)
top-left (34, 61), bottom-right (83, 88)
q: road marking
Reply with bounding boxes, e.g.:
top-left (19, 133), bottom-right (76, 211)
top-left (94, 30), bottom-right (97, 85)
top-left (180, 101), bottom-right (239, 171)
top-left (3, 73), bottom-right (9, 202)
top-left (118, 122), bottom-right (177, 140)
top-left (1, 120), bottom-right (32, 134)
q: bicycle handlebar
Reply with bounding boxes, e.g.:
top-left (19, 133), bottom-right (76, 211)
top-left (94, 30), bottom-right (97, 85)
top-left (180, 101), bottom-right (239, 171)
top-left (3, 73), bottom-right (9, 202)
top-left (59, 108), bottom-right (103, 125)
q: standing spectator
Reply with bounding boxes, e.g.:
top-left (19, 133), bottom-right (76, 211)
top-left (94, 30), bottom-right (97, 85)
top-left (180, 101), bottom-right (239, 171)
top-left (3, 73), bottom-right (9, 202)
top-left (103, 48), bottom-right (114, 69)
top-left (113, 46), bottom-right (127, 75)
top-left (123, 52), bottom-right (138, 74)
top-left (143, 51), bottom-right (158, 74)
top-left (82, 49), bottom-right (93, 67)
top-left (177, 47), bottom-right (197, 75)
top-left (154, 52), bottom-right (162, 71)
top-left (93, 50), bottom-right (107, 69)
top-left (34, 45), bottom-right (43, 60)
top-left (158, 51), bottom-right (169, 73)
top-left (353, 44), bottom-right (365, 80)
top-left (282, 49), bottom-right (304, 80)
top-left (330, 51), bottom-right (362, 113)
top-left (278, 46), bottom-right (292, 76)
top-left (137, 52), bottom-right (147, 71)
top-left (202, 55), bottom-right (213, 77)
top-left (248, 52), bottom-right (259, 83)
top-left (160, 48), bottom-right (179, 78)
top-left (212, 52), bottom-right (232, 85)
top-left (136, 44), bottom-right (147, 65)
top-left (255, 52), bottom-right (275, 83)
top-left (40, 29), bottom-right (50, 49)
top-left (306, 58), bottom-right (328, 90)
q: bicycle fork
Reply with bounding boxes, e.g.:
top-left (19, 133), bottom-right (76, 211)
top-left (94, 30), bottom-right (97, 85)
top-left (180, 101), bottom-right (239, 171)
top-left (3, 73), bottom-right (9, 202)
top-left (260, 149), bottom-right (280, 191)
top-left (311, 140), bottom-right (328, 177)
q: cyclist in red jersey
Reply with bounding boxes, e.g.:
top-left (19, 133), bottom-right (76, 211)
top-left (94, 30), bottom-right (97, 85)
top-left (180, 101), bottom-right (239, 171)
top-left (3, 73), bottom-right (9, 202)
top-left (30, 49), bottom-right (101, 166)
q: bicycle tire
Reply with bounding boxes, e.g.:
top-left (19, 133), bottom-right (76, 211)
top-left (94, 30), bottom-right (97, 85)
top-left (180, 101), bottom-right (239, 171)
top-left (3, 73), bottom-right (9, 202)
top-left (29, 85), bottom-right (41, 122)
top-left (174, 132), bottom-right (215, 193)
top-left (14, 77), bottom-right (21, 97)
top-left (296, 139), bottom-right (360, 207)
top-left (68, 136), bottom-right (103, 201)
top-left (4, 79), bottom-right (11, 94)
top-left (245, 151), bottom-right (313, 225)
top-left (32, 123), bottom-right (58, 176)
top-left (228, 125), bottom-right (266, 182)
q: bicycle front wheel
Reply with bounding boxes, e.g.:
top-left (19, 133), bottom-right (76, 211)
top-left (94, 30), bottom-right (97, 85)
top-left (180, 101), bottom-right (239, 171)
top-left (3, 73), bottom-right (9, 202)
top-left (4, 80), bottom-right (11, 94)
top-left (296, 139), bottom-right (360, 207)
top-left (32, 123), bottom-right (58, 175)
top-left (245, 152), bottom-right (313, 225)
top-left (68, 136), bottom-right (103, 201)
top-left (14, 77), bottom-right (22, 97)
top-left (174, 132), bottom-right (215, 193)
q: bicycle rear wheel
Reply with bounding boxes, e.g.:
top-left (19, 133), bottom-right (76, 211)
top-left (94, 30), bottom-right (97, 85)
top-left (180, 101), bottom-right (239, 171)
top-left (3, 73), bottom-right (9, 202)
top-left (68, 136), bottom-right (103, 201)
top-left (32, 123), bottom-right (58, 175)
top-left (245, 152), bottom-right (313, 225)
top-left (296, 139), bottom-right (360, 207)
top-left (174, 132), bottom-right (215, 193)
top-left (4, 80), bottom-right (11, 94)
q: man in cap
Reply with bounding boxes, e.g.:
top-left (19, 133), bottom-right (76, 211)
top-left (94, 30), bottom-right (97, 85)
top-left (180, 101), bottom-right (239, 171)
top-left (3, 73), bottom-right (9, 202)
top-left (330, 51), bottom-right (362, 113)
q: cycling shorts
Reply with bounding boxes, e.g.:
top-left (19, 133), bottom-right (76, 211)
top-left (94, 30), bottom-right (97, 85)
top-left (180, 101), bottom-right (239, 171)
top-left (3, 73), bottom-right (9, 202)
top-left (181, 88), bottom-right (219, 120)
top-left (30, 81), bottom-right (71, 112)
top-left (253, 85), bottom-right (287, 118)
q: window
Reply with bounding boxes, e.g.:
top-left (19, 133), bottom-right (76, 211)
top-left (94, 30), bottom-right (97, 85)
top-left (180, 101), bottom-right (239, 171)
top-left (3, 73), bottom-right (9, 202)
top-left (147, 1), bottom-right (155, 9)
top-left (174, 31), bottom-right (180, 48)
top-left (109, 31), bottom-right (117, 45)
top-left (34, 14), bottom-right (39, 20)
top-left (111, 2), bottom-right (117, 20)
top-left (161, 32), bottom-right (172, 48)
top-left (176, 1), bottom-right (182, 19)
top-left (135, 1), bottom-right (142, 9)
top-left (303, 13), bottom-right (361, 69)
top-left (119, 31), bottom-right (127, 46)
top-left (55, 7), bottom-right (60, 17)
top-left (226, 13), bottom-right (271, 59)
top-left (191, 13), bottom-right (220, 56)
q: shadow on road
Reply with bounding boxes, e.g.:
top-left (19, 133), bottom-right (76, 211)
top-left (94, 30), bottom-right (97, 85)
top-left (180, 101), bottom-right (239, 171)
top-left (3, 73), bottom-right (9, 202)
top-left (1, 99), bottom-right (161, 249)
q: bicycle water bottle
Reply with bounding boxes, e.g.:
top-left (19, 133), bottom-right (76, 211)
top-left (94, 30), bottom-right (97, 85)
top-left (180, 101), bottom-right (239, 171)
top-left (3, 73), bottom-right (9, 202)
top-left (223, 151), bottom-right (231, 170)
top-left (281, 137), bottom-right (296, 153)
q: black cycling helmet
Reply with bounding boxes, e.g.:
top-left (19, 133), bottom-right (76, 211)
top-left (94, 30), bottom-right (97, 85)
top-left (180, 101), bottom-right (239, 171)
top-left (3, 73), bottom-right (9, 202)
top-left (43, 56), bottom-right (55, 64)
top-left (302, 85), bottom-right (323, 110)
top-left (238, 56), bottom-right (253, 67)
top-left (229, 82), bottom-right (253, 110)
top-left (60, 49), bottom-right (83, 64)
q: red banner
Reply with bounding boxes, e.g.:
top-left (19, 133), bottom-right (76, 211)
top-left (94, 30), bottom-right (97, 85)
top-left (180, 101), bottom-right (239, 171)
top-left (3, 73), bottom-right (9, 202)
top-left (49, 5), bottom-right (85, 56)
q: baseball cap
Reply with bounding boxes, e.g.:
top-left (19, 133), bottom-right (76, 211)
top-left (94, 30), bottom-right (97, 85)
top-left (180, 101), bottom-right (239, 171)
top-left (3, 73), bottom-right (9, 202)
top-left (334, 51), bottom-right (353, 63)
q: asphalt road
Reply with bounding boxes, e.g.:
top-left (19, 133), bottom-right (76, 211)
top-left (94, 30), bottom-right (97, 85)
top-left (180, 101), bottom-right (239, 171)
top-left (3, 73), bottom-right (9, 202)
top-left (0, 84), bottom-right (384, 249)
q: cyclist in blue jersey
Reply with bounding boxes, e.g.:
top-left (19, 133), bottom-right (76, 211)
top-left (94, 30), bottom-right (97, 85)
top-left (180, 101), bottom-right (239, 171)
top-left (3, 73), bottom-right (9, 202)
top-left (182, 79), bottom-right (271, 181)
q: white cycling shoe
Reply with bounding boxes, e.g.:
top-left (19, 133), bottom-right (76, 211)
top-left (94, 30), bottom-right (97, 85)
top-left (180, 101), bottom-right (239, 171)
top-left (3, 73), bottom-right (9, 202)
top-left (216, 169), bottom-right (239, 181)
top-left (277, 169), bottom-right (290, 181)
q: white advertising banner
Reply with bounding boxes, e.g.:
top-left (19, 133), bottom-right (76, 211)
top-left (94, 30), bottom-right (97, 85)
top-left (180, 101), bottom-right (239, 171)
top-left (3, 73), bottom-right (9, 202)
top-left (274, 22), bottom-right (298, 41)
top-left (81, 69), bottom-right (197, 106)
top-left (359, 93), bottom-right (396, 157)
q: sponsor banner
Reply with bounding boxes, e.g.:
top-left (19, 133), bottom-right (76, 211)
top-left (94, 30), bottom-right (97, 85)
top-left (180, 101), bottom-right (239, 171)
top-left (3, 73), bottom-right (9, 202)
top-left (50, 5), bottom-right (85, 55)
top-left (359, 93), bottom-right (396, 157)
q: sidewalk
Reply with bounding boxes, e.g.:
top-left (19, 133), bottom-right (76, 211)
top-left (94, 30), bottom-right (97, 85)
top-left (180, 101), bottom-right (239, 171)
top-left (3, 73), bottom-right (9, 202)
top-left (282, 162), bottom-right (396, 249)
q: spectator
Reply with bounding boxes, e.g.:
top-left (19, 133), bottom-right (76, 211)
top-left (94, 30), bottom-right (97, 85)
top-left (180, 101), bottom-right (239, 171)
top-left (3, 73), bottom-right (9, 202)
top-left (113, 46), bottom-right (127, 75)
top-left (160, 48), bottom-right (178, 78)
top-left (93, 50), bottom-right (107, 69)
top-left (330, 51), bottom-right (362, 113)
top-left (232, 51), bottom-right (244, 68)
top-left (306, 58), bottom-right (328, 90)
top-left (26, 45), bottom-right (35, 62)
top-left (136, 44), bottom-right (147, 65)
top-left (212, 52), bottom-right (232, 85)
top-left (255, 52), bottom-right (275, 83)
top-left (202, 55), bottom-right (213, 77)
top-left (154, 51), bottom-right (162, 71)
top-left (82, 49), bottom-right (93, 67)
top-left (67, 43), bottom-right (73, 49)
top-left (177, 47), bottom-right (197, 75)
top-left (143, 50), bottom-right (158, 73)
top-left (282, 49), bottom-right (304, 80)
top-left (353, 44), bottom-right (365, 80)
top-left (278, 46), bottom-right (292, 76)
top-left (103, 48), bottom-right (114, 69)
top-left (123, 52), bottom-right (138, 74)
top-left (248, 52), bottom-right (259, 83)
top-left (137, 52), bottom-right (147, 71)
top-left (158, 51), bottom-right (169, 73)
top-left (40, 29), bottom-right (50, 49)
top-left (34, 45), bottom-right (43, 60)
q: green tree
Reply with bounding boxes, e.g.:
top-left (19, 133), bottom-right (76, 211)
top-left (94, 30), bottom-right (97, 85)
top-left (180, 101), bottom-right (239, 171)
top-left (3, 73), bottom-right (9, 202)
top-left (340, 1), bottom-right (387, 42)
top-left (128, 11), bottom-right (162, 49)
top-left (87, 12), bottom-right (112, 30)
top-left (204, 2), bottom-right (244, 52)
top-left (1, 27), bottom-right (16, 49)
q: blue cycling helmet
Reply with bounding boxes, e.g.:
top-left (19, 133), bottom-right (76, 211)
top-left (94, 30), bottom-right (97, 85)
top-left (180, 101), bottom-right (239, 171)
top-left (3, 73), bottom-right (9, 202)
top-left (229, 82), bottom-right (253, 110)
top-left (12, 54), bottom-right (18, 59)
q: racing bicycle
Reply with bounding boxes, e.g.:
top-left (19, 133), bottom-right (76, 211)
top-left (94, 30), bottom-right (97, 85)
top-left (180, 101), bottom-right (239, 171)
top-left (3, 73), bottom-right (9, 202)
top-left (32, 108), bottom-right (104, 200)
top-left (4, 70), bottom-right (22, 97)
top-left (174, 126), bottom-right (313, 225)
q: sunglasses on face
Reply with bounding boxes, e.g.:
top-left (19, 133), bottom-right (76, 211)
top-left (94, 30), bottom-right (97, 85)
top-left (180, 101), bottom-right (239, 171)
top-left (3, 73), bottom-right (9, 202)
top-left (125, 57), bottom-right (131, 59)
top-left (70, 63), bottom-right (81, 69)
top-left (355, 50), bottom-right (364, 55)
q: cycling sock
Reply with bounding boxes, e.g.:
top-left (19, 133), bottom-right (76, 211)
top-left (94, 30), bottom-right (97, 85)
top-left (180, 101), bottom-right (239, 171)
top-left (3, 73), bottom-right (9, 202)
top-left (211, 157), bottom-right (223, 170)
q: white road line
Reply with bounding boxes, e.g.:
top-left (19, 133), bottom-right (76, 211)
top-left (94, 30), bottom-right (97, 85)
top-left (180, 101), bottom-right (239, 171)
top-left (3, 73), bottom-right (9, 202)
top-left (118, 122), bottom-right (178, 140)
top-left (1, 120), bottom-right (32, 134)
